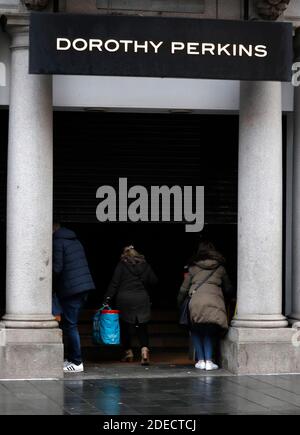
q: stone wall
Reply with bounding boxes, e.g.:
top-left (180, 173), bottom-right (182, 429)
top-left (62, 0), bottom-right (242, 20)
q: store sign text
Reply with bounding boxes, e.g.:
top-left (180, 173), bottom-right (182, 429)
top-left (29, 13), bottom-right (293, 81)
top-left (56, 38), bottom-right (268, 58)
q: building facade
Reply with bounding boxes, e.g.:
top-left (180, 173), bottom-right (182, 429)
top-left (0, 0), bottom-right (300, 379)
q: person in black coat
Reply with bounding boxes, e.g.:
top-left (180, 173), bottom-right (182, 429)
top-left (103, 245), bottom-right (157, 365)
top-left (53, 223), bottom-right (95, 373)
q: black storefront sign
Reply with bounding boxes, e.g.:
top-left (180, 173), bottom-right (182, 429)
top-left (29, 13), bottom-right (293, 82)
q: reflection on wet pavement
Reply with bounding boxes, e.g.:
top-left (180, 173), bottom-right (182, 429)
top-left (2, 372), bottom-right (300, 414)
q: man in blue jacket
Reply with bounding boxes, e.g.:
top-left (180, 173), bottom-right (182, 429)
top-left (53, 223), bottom-right (95, 373)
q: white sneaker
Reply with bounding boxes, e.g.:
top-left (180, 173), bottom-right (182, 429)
top-left (63, 359), bottom-right (70, 367)
top-left (205, 361), bottom-right (219, 371)
top-left (63, 362), bottom-right (84, 373)
top-left (195, 360), bottom-right (206, 370)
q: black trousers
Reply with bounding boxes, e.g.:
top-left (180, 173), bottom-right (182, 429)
top-left (121, 320), bottom-right (149, 349)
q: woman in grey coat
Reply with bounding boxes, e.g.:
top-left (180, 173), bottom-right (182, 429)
top-left (178, 240), bottom-right (233, 371)
top-left (103, 246), bottom-right (157, 365)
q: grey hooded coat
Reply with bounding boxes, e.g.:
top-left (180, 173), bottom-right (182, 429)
top-left (178, 259), bottom-right (233, 331)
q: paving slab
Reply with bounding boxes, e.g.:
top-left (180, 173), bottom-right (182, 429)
top-left (1, 365), bottom-right (300, 415)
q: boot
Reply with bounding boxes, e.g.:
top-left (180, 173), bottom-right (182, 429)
top-left (141, 347), bottom-right (150, 366)
top-left (121, 349), bottom-right (134, 362)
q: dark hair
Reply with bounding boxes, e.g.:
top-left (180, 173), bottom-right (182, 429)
top-left (53, 210), bottom-right (64, 225)
top-left (190, 239), bottom-right (225, 265)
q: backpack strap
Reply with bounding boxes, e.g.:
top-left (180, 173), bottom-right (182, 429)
top-left (190, 266), bottom-right (219, 295)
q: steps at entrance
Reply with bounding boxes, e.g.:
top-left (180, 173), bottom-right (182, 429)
top-left (78, 309), bottom-right (190, 361)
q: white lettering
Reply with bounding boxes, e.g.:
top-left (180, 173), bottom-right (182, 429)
top-left (255, 44), bottom-right (268, 58)
top-left (55, 39), bottom-right (269, 60)
top-left (73, 38), bottom-right (88, 51)
top-left (103, 419), bottom-right (138, 432)
top-left (239, 44), bottom-right (253, 57)
top-left (119, 40), bottom-right (134, 52)
top-left (171, 42), bottom-right (185, 54)
top-left (149, 40), bottom-right (163, 53)
top-left (56, 38), bottom-right (71, 51)
top-left (202, 43), bottom-right (215, 55)
top-left (187, 42), bottom-right (200, 55)
top-left (218, 43), bottom-right (231, 56)
top-left (134, 41), bottom-right (148, 53)
top-left (104, 39), bottom-right (120, 52)
top-left (89, 39), bottom-right (103, 51)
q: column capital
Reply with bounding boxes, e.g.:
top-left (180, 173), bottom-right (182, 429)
top-left (8, 25), bottom-right (29, 51)
top-left (23, 0), bottom-right (49, 11)
top-left (0, 13), bottom-right (29, 49)
top-left (255, 0), bottom-right (290, 20)
top-left (0, 13), bottom-right (29, 29)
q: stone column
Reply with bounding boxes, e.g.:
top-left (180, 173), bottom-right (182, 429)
top-left (231, 81), bottom-right (288, 329)
top-left (0, 24), bottom-right (63, 379)
top-left (290, 28), bottom-right (300, 324)
top-left (220, 80), bottom-right (300, 375)
top-left (3, 26), bottom-right (56, 328)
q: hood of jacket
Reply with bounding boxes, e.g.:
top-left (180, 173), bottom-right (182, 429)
top-left (194, 252), bottom-right (225, 270)
top-left (122, 255), bottom-right (145, 265)
top-left (191, 249), bottom-right (225, 270)
top-left (122, 259), bottom-right (148, 275)
top-left (194, 259), bottom-right (220, 270)
top-left (54, 227), bottom-right (77, 240)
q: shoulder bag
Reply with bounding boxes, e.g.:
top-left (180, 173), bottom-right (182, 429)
top-left (179, 267), bottom-right (219, 326)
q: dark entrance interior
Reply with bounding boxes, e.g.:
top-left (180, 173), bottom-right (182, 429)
top-left (0, 110), bottom-right (238, 362)
top-left (53, 112), bottom-right (238, 362)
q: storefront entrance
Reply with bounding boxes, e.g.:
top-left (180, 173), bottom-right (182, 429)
top-left (0, 98), bottom-right (294, 374)
top-left (0, 110), bottom-right (238, 362)
top-left (52, 111), bottom-right (238, 362)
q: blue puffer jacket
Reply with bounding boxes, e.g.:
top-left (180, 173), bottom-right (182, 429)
top-left (53, 227), bottom-right (95, 299)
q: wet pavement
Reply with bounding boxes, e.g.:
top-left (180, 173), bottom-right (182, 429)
top-left (2, 364), bottom-right (300, 414)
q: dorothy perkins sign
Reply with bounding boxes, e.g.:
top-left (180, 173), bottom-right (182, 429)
top-left (29, 13), bottom-right (293, 81)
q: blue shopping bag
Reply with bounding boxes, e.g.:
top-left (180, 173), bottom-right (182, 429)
top-left (93, 306), bottom-right (120, 345)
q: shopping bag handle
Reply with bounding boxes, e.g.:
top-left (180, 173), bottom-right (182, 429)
top-left (100, 303), bottom-right (111, 311)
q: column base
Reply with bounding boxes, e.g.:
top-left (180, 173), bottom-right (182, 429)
top-left (2, 313), bottom-right (58, 329)
top-left (221, 327), bottom-right (300, 375)
top-left (0, 323), bottom-right (64, 379)
top-left (231, 314), bottom-right (288, 328)
top-left (288, 313), bottom-right (300, 325)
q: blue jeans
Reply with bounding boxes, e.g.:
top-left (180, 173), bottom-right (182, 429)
top-left (52, 293), bottom-right (63, 316)
top-left (191, 330), bottom-right (214, 361)
top-left (59, 292), bottom-right (88, 365)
